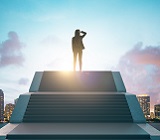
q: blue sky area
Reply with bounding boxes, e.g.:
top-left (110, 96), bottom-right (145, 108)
top-left (0, 0), bottom-right (160, 111)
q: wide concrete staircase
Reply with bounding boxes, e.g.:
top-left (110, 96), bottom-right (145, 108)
top-left (6, 93), bottom-right (151, 140)
top-left (5, 71), bottom-right (152, 140)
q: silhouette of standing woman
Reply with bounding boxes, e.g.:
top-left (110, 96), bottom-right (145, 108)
top-left (72, 29), bottom-right (87, 71)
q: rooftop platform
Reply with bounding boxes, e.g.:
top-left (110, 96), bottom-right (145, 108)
top-left (29, 71), bottom-right (126, 92)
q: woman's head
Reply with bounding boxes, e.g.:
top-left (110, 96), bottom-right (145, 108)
top-left (75, 29), bottom-right (80, 36)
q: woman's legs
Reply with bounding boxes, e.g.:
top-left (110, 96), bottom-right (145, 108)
top-left (79, 51), bottom-right (83, 71)
top-left (73, 51), bottom-right (83, 71)
top-left (73, 52), bottom-right (77, 71)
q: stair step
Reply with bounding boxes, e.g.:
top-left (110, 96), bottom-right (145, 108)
top-left (30, 95), bottom-right (126, 98)
top-left (27, 107), bottom-right (129, 112)
top-left (28, 102), bottom-right (128, 105)
top-left (25, 109), bottom-right (131, 115)
top-left (6, 134), bottom-right (150, 139)
top-left (6, 139), bottom-right (151, 140)
top-left (30, 94), bottom-right (125, 97)
top-left (27, 104), bottom-right (129, 108)
top-left (5, 138), bottom-right (151, 140)
top-left (29, 97), bottom-right (126, 100)
top-left (29, 96), bottom-right (126, 99)
top-left (25, 112), bottom-right (131, 115)
top-left (27, 100), bottom-right (127, 103)
top-left (23, 115), bottom-right (133, 122)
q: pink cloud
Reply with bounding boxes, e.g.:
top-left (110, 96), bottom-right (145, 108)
top-left (117, 42), bottom-right (160, 111)
top-left (0, 31), bottom-right (25, 67)
top-left (123, 42), bottom-right (160, 66)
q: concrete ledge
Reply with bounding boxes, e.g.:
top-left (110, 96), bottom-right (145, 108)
top-left (125, 93), bottom-right (146, 123)
top-left (112, 72), bottom-right (126, 92)
top-left (138, 123), bottom-right (160, 140)
top-left (29, 72), bottom-right (43, 92)
top-left (10, 93), bottom-right (31, 123)
top-left (0, 123), bottom-right (19, 140)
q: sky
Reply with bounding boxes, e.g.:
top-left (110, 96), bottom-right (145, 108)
top-left (0, 0), bottom-right (160, 111)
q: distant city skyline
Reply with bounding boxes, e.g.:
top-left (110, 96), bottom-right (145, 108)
top-left (0, 0), bottom-right (160, 110)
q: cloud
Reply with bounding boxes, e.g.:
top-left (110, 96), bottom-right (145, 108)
top-left (18, 78), bottom-right (29, 85)
top-left (117, 42), bottom-right (160, 110)
top-left (121, 42), bottom-right (160, 66)
top-left (0, 31), bottom-right (25, 67)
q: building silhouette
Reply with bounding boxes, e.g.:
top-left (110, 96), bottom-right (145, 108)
top-left (4, 103), bottom-right (15, 121)
top-left (150, 112), bottom-right (155, 119)
top-left (0, 89), bottom-right (4, 122)
top-left (154, 104), bottom-right (160, 119)
top-left (137, 94), bottom-right (150, 118)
